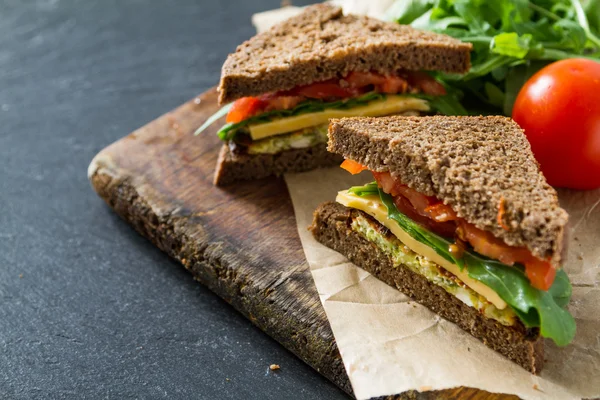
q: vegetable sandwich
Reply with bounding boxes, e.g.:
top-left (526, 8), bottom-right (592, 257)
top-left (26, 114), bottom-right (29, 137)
top-left (310, 115), bottom-right (575, 373)
top-left (198, 4), bottom-right (472, 185)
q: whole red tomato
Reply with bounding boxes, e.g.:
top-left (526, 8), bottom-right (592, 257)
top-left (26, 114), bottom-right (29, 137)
top-left (512, 58), bottom-right (600, 190)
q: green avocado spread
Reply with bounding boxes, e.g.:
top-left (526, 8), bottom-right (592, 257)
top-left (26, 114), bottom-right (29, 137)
top-left (246, 125), bottom-right (328, 155)
top-left (351, 214), bottom-right (517, 326)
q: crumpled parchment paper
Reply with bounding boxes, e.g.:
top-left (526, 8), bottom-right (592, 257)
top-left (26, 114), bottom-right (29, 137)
top-left (284, 168), bottom-right (599, 400)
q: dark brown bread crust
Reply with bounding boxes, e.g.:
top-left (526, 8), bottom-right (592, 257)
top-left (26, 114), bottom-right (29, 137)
top-left (328, 116), bottom-right (568, 267)
top-left (213, 143), bottom-right (342, 186)
top-left (310, 201), bottom-right (544, 373)
top-left (218, 4), bottom-right (472, 104)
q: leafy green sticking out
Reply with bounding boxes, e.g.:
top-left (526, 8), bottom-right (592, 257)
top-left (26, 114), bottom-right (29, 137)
top-left (347, 184), bottom-right (576, 345)
top-left (348, 182), bottom-right (380, 196)
top-left (194, 103), bottom-right (233, 136)
top-left (217, 92), bottom-right (386, 141)
top-left (386, 0), bottom-right (600, 115)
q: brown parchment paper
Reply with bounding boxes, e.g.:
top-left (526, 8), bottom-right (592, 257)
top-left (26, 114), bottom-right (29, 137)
top-left (251, 4), bottom-right (600, 398)
top-left (284, 168), bottom-right (600, 400)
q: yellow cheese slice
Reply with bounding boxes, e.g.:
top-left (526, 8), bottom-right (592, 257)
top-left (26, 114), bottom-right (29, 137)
top-left (248, 96), bottom-right (430, 141)
top-left (336, 190), bottom-right (508, 310)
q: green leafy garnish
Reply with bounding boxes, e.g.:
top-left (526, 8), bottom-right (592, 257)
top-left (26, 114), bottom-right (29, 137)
top-left (194, 103), bottom-right (232, 136)
top-left (387, 0), bottom-right (600, 115)
top-left (411, 92), bottom-right (469, 115)
top-left (348, 182), bottom-right (380, 196)
top-left (347, 183), bottom-right (576, 345)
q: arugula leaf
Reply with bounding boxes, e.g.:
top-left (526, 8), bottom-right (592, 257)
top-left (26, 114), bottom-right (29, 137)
top-left (385, 0), bottom-right (434, 24)
top-left (491, 32), bottom-right (535, 58)
top-left (411, 92), bottom-right (469, 115)
top-left (194, 103), bottom-right (232, 136)
top-left (379, 190), bottom-right (465, 267)
top-left (348, 182), bottom-right (379, 196)
top-left (585, 0), bottom-right (600, 34)
top-left (349, 184), bottom-right (576, 345)
top-left (387, 0), bottom-right (600, 115)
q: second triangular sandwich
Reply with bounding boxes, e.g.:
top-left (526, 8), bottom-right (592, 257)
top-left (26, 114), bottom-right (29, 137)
top-left (310, 116), bottom-right (575, 373)
top-left (197, 4), bottom-right (472, 185)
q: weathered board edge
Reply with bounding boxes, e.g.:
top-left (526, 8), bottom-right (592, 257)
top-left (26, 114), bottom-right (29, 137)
top-left (89, 170), bottom-right (352, 395)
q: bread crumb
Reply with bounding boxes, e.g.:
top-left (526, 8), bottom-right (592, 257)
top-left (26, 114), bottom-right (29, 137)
top-left (226, 378), bottom-right (230, 381)
top-left (533, 384), bottom-right (544, 392)
top-left (18, 274), bottom-right (23, 279)
top-left (269, 364), bottom-right (280, 371)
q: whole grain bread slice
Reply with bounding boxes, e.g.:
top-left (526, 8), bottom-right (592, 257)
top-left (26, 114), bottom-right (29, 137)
top-left (218, 4), bottom-right (472, 104)
top-left (310, 201), bottom-right (544, 373)
top-left (327, 115), bottom-right (568, 267)
top-left (213, 142), bottom-right (342, 186)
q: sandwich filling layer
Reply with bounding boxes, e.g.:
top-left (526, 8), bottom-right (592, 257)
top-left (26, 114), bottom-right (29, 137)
top-left (336, 180), bottom-right (575, 346)
top-left (246, 96), bottom-right (429, 140)
top-left (195, 70), bottom-right (461, 154)
top-left (337, 190), bottom-right (508, 310)
top-left (351, 212), bottom-right (517, 326)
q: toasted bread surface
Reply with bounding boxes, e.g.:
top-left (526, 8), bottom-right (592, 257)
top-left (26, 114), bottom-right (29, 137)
top-left (213, 143), bottom-right (342, 186)
top-left (218, 4), bottom-right (472, 104)
top-left (328, 115), bottom-right (568, 266)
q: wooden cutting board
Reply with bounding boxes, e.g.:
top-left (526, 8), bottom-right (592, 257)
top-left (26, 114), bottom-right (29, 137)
top-left (88, 88), bottom-right (515, 400)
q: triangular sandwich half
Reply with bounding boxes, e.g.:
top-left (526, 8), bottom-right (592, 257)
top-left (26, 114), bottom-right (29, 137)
top-left (310, 116), bottom-right (575, 373)
top-left (200, 4), bottom-right (472, 185)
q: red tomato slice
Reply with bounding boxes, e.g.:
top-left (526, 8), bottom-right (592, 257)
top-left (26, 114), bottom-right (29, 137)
top-left (380, 76), bottom-right (409, 94)
top-left (226, 97), bottom-right (266, 123)
top-left (340, 159), bottom-right (368, 175)
top-left (424, 203), bottom-right (458, 222)
top-left (345, 72), bottom-right (409, 94)
top-left (373, 172), bottom-right (436, 211)
top-left (345, 71), bottom-right (386, 87)
top-left (227, 70), bottom-right (447, 123)
top-left (393, 195), bottom-right (458, 237)
top-left (524, 258), bottom-right (556, 291)
top-left (373, 171), bottom-right (458, 237)
top-left (406, 71), bottom-right (447, 96)
top-left (458, 222), bottom-right (533, 266)
top-left (259, 94), bottom-right (305, 112)
top-left (290, 82), bottom-right (358, 99)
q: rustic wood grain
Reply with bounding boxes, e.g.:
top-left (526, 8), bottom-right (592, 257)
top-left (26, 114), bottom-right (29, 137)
top-left (88, 88), bottom-right (517, 400)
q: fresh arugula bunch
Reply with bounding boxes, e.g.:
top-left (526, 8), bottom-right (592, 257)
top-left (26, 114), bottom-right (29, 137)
top-left (348, 182), bottom-right (576, 345)
top-left (387, 0), bottom-right (600, 115)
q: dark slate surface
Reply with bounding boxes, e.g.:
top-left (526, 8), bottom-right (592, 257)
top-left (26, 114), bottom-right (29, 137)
top-left (0, 0), bottom-right (346, 398)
